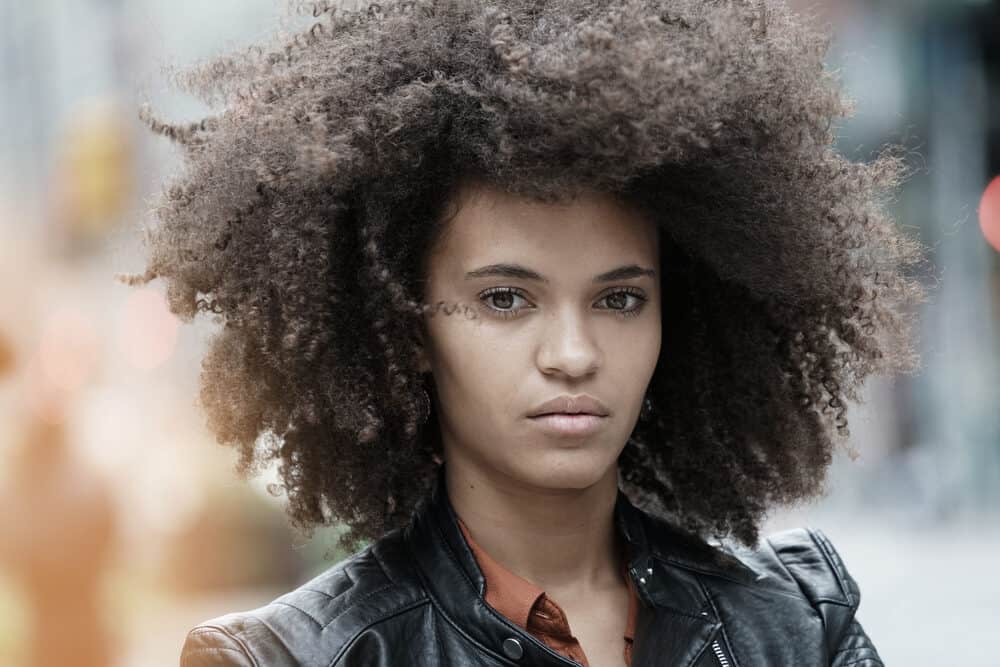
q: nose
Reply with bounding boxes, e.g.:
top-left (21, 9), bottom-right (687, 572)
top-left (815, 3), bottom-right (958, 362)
top-left (535, 306), bottom-right (602, 379)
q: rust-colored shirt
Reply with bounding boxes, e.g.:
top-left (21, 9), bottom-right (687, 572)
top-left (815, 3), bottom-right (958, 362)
top-left (457, 517), bottom-right (639, 667)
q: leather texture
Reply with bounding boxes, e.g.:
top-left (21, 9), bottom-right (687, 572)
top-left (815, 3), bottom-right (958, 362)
top-left (180, 468), bottom-right (884, 666)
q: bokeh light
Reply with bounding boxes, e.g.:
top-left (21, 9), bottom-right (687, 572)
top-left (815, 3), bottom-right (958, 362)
top-left (120, 289), bottom-right (179, 372)
top-left (979, 175), bottom-right (1000, 253)
top-left (50, 97), bottom-right (135, 241)
top-left (37, 305), bottom-right (100, 394)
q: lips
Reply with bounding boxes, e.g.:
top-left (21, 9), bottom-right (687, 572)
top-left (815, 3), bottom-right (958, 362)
top-left (529, 413), bottom-right (606, 437)
top-left (527, 394), bottom-right (610, 418)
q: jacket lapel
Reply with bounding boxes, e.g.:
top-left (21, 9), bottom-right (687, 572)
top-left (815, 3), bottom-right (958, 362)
top-left (614, 489), bottom-right (760, 667)
top-left (631, 603), bottom-right (721, 667)
top-left (405, 466), bottom-right (586, 665)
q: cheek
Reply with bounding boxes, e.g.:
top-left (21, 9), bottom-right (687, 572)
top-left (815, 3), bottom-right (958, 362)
top-left (605, 314), bottom-right (661, 390)
top-left (425, 319), bottom-right (521, 412)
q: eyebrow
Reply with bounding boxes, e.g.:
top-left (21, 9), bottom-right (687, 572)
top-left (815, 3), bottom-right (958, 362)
top-left (464, 263), bottom-right (656, 283)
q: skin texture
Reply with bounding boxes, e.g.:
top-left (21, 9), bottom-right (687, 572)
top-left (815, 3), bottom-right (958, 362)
top-left (120, 0), bottom-right (931, 551)
top-left (419, 181), bottom-right (660, 498)
top-left (417, 180), bottom-right (656, 666)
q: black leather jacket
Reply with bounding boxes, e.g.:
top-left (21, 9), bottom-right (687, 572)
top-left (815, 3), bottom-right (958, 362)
top-left (181, 470), bottom-right (884, 666)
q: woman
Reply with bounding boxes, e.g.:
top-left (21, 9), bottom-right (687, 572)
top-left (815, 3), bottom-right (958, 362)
top-left (123, 0), bottom-right (928, 664)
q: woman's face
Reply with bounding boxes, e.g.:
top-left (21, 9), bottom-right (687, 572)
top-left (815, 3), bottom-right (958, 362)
top-left (417, 181), bottom-right (661, 492)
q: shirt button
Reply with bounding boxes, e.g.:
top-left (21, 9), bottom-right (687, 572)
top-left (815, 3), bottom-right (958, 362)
top-left (502, 637), bottom-right (524, 660)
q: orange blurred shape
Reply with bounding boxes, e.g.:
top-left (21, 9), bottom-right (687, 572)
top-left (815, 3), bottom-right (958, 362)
top-left (980, 175), bottom-right (1000, 253)
top-left (38, 306), bottom-right (100, 393)
top-left (0, 330), bottom-right (14, 376)
top-left (121, 288), bottom-right (179, 371)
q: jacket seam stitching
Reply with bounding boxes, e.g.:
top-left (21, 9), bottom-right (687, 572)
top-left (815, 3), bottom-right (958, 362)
top-left (295, 570), bottom-right (352, 601)
top-left (266, 583), bottom-right (398, 631)
top-left (327, 597), bottom-right (431, 667)
top-left (323, 584), bottom-right (397, 629)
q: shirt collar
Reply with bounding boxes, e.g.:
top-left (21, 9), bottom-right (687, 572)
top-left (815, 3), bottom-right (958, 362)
top-left (455, 514), bottom-right (640, 643)
top-left (455, 515), bottom-right (542, 630)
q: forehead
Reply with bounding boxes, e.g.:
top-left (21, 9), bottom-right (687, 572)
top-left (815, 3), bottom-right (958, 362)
top-left (430, 181), bottom-right (659, 274)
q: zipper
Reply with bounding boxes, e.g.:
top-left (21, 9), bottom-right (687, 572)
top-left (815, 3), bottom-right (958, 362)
top-left (710, 638), bottom-right (731, 667)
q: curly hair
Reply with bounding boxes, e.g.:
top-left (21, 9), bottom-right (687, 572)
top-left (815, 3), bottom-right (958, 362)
top-left (121, 0), bottom-right (930, 550)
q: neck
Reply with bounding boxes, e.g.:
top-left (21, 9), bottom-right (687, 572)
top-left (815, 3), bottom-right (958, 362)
top-left (444, 457), bottom-right (623, 599)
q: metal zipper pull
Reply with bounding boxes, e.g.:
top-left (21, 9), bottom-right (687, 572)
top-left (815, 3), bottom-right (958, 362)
top-left (710, 638), bottom-right (732, 667)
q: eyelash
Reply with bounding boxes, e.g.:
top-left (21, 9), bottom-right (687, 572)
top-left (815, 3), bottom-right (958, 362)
top-left (478, 287), bottom-right (648, 320)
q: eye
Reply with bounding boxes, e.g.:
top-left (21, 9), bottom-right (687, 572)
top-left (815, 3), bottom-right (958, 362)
top-left (479, 287), bottom-right (533, 319)
top-left (596, 287), bottom-right (648, 318)
top-left (479, 286), bottom-right (648, 320)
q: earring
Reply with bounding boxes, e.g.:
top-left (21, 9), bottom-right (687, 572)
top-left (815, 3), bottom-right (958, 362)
top-left (418, 386), bottom-right (431, 424)
top-left (639, 395), bottom-right (653, 421)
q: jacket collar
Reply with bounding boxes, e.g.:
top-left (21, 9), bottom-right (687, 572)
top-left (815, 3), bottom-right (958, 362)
top-left (404, 464), bottom-right (760, 667)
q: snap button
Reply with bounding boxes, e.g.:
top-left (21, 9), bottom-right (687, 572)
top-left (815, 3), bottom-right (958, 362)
top-left (502, 637), bottom-right (524, 660)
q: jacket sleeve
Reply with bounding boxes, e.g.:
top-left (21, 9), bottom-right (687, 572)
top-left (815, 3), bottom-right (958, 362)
top-left (808, 529), bottom-right (884, 667)
top-left (829, 617), bottom-right (884, 667)
top-left (768, 527), bottom-right (885, 667)
top-left (180, 626), bottom-right (257, 667)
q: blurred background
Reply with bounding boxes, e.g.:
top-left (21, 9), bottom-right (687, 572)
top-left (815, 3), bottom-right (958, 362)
top-left (0, 0), bottom-right (997, 665)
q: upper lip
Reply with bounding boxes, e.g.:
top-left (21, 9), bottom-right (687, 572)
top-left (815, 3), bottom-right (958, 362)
top-left (528, 395), bottom-right (610, 417)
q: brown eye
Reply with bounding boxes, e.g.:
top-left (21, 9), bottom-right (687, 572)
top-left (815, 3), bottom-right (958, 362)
top-left (605, 292), bottom-right (628, 310)
top-left (596, 288), bottom-right (647, 318)
top-left (491, 291), bottom-right (515, 309)
top-left (479, 287), bottom-right (532, 319)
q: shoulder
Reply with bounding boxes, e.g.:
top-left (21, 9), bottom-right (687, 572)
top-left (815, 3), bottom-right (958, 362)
top-left (730, 526), bottom-right (865, 651)
top-left (735, 526), bottom-right (861, 611)
top-left (641, 511), bottom-right (864, 612)
top-left (179, 529), bottom-right (430, 667)
top-left (745, 527), bottom-right (885, 664)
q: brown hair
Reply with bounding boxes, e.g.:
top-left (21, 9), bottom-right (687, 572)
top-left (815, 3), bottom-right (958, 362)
top-left (121, 0), bottom-right (930, 550)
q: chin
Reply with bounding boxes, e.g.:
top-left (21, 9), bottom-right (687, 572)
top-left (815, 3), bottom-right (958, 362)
top-left (509, 450), bottom-right (617, 491)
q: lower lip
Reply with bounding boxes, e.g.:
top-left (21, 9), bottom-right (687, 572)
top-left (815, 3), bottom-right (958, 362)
top-left (529, 413), bottom-right (606, 436)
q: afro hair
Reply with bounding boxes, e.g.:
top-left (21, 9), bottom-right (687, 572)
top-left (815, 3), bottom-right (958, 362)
top-left (121, 0), bottom-right (930, 550)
